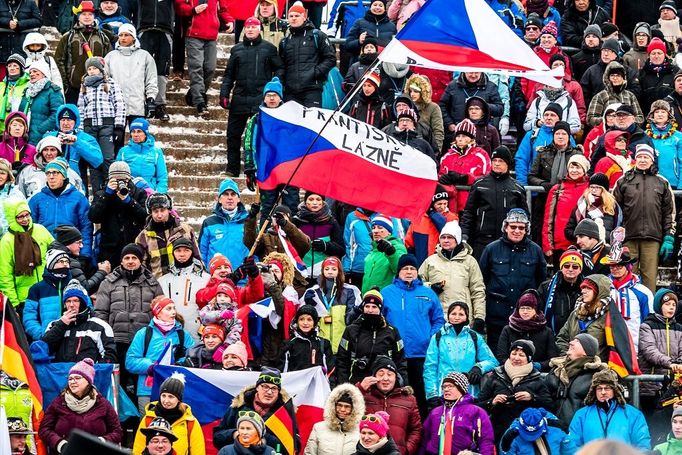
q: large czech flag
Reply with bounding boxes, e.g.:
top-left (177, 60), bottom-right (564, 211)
top-left (152, 365), bottom-right (330, 455)
top-left (379, 0), bottom-right (562, 86)
top-left (256, 101), bottom-right (438, 220)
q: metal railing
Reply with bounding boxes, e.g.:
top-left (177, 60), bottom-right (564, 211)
top-left (625, 374), bottom-right (666, 408)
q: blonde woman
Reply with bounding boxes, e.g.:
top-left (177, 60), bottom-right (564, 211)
top-left (564, 172), bottom-right (622, 244)
top-left (404, 74), bottom-right (444, 151)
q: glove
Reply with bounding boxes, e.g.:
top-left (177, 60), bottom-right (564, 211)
top-left (146, 364), bottom-right (155, 376)
top-left (532, 361), bottom-right (542, 371)
top-left (660, 234), bottom-right (675, 262)
top-left (273, 211), bottom-right (288, 228)
top-left (245, 168), bottom-right (257, 192)
top-left (430, 282), bottom-right (445, 295)
top-left (145, 97), bottom-right (156, 118)
top-left (471, 318), bottom-right (486, 334)
top-left (248, 203), bottom-right (260, 219)
top-left (376, 239), bottom-right (396, 256)
top-left (229, 266), bottom-right (247, 283)
top-left (500, 428), bottom-right (519, 452)
top-left (438, 171), bottom-right (469, 186)
top-left (220, 96), bottom-right (229, 109)
top-left (220, 309), bottom-right (235, 320)
top-left (426, 397), bottom-right (442, 412)
top-left (467, 366), bottom-right (482, 385)
top-left (311, 238), bottom-right (326, 252)
top-left (498, 116), bottom-right (510, 137)
top-left (242, 258), bottom-right (260, 279)
top-left (113, 126), bottom-right (125, 145)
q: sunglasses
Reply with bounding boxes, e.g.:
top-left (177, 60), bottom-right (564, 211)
top-left (361, 415), bottom-right (382, 423)
top-left (526, 26), bottom-right (539, 31)
top-left (238, 410), bottom-right (261, 419)
top-left (562, 264), bottom-right (581, 270)
top-left (508, 225), bottom-right (526, 231)
top-left (259, 375), bottom-right (281, 385)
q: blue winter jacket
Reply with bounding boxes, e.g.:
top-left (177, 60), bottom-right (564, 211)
top-left (514, 125), bottom-right (576, 185)
top-left (485, 0), bottom-right (526, 37)
top-left (568, 402), bottom-right (651, 450)
top-left (342, 209), bottom-right (405, 274)
top-left (28, 183), bottom-right (93, 258)
top-left (423, 324), bottom-right (498, 399)
top-left (650, 124), bottom-right (682, 189)
top-left (125, 320), bottom-right (195, 396)
top-left (116, 134), bottom-right (168, 193)
top-left (501, 413), bottom-right (576, 455)
top-left (22, 269), bottom-right (72, 341)
top-left (27, 81), bottom-right (64, 145)
top-left (199, 202), bottom-right (249, 268)
top-left (382, 277), bottom-right (444, 358)
top-left (44, 104), bottom-right (103, 173)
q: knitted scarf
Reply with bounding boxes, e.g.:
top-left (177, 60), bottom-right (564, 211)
top-left (503, 359), bottom-right (533, 386)
top-left (612, 272), bottom-right (638, 319)
top-left (9, 226), bottom-right (42, 276)
top-left (64, 388), bottom-right (97, 414)
top-left (295, 203), bottom-right (332, 224)
top-left (509, 310), bottom-right (548, 332)
top-left (26, 78), bottom-right (49, 98)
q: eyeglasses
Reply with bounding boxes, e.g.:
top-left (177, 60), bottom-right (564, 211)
top-left (45, 171), bottom-right (62, 176)
top-left (562, 264), bottom-right (581, 270)
top-left (361, 415), bottom-right (382, 423)
top-left (15, 213), bottom-right (30, 220)
top-left (508, 225), bottom-right (526, 231)
top-left (258, 384), bottom-right (279, 393)
top-left (259, 375), bottom-right (281, 385)
top-left (441, 383), bottom-right (456, 390)
top-left (67, 375), bottom-right (84, 382)
top-left (525, 26), bottom-right (539, 31)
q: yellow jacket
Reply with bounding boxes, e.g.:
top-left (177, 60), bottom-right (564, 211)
top-left (133, 401), bottom-right (205, 455)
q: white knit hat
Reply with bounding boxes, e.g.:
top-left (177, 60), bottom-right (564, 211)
top-left (440, 221), bottom-right (461, 244)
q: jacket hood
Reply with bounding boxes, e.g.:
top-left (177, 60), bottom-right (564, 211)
top-left (3, 197), bottom-right (31, 232)
top-left (404, 74), bottom-right (432, 105)
top-left (465, 96), bottom-right (491, 123)
top-left (391, 96), bottom-right (418, 118)
top-left (115, 39), bottom-right (141, 54)
top-left (263, 252), bottom-right (295, 286)
top-left (603, 61), bottom-right (627, 91)
top-left (230, 384), bottom-right (292, 409)
top-left (55, 104), bottom-right (81, 130)
top-left (324, 383), bottom-right (365, 431)
top-left (3, 111), bottom-right (29, 141)
top-left (603, 129), bottom-right (629, 155)
top-left (254, 0), bottom-right (281, 24)
top-left (23, 32), bottom-right (49, 56)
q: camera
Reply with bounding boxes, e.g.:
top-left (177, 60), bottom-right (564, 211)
top-left (116, 179), bottom-right (129, 196)
top-left (506, 395), bottom-right (516, 403)
top-left (355, 357), bottom-right (369, 370)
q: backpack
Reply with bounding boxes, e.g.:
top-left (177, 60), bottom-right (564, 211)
top-left (142, 325), bottom-right (187, 361)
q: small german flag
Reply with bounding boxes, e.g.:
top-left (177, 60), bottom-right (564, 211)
top-left (265, 399), bottom-right (297, 455)
top-left (605, 298), bottom-right (642, 378)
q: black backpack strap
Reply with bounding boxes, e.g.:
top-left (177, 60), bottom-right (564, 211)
top-left (142, 326), bottom-right (153, 357)
top-left (470, 330), bottom-right (479, 360)
top-left (174, 330), bottom-right (186, 361)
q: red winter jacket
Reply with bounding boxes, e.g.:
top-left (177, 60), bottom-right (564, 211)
top-left (225, 0), bottom-right (286, 20)
top-left (543, 176), bottom-right (589, 253)
top-left (522, 46), bottom-right (572, 103)
top-left (360, 383), bottom-right (423, 455)
top-left (175, 0), bottom-right (234, 41)
top-left (439, 145), bottom-right (491, 210)
top-left (410, 67), bottom-right (451, 103)
top-left (39, 392), bottom-right (122, 451)
top-left (195, 274), bottom-right (265, 309)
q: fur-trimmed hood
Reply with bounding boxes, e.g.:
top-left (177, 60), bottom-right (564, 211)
top-left (230, 384), bottom-right (292, 409)
top-left (583, 368), bottom-right (627, 405)
top-left (263, 252), bottom-right (295, 286)
top-left (404, 74), bottom-right (433, 105)
top-left (323, 383), bottom-right (365, 432)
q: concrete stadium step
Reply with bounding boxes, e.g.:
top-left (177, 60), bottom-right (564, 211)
top-left (163, 146), bottom-right (225, 161)
top-left (154, 130), bottom-right (226, 146)
top-left (167, 90), bottom-right (223, 105)
top-left (165, 105), bottom-right (227, 117)
top-left (167, 159), bottom-right (226, 175)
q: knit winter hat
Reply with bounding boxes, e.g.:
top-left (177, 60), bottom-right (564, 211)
top-left (370, 213), bottom-right (393, 234)
top-left (151, 296), bottom-right (175, 317)
top-left (583, 24), bottom-right (602, 39)
top-left (0, 158), bottom-right (12, 183)
top-left (574, 333), bottom-right (599, 357)
top-left (559, 249), bottom-right (583, 270)
top-left (172, 237), bottom-right (194, 252)
top-left (660, 0), bottom-right (678, 13)
top-left (441, 372), bottom-right (469, 395)
top-left (516, 289), bottom-right (540, 310)
top-left (69, 358), bottom-right (95, 385)
top-left (62, 279), bottom-right (89, 308)
top-left (6, 53), bottom-right (25, 70)
top-left (118, 23), bottom-right (137, 37)
top-left (27, 59), bottom-right (51, 78)
top-left (540, 21), bottom-right (558, 38)
top-left (543, 102), bottom-right (563, 118)
top-left (362, 288), bottom-right (383, 309)
top-left (55, 225), bottom-right (82, 246)
top-left (366, 71), bottom-right (381, 88)
top-left (216, 282), bottom-right (237, 301)
top-left (218, 178), bottom-right (240, 197)
top-left (37, 135), bottom-right (62, 156)
top-left (552, 120), bottom-right (571, 137)
top-left (244, 16), bottom-right (261, 27)
top-left (589, 172), bottom-right (610, 192)
top-left (288, 1), bottom-right (306, 15)
top-left (579, 276), bottom-right (600, 295)
top-left (510, 339), bottom-right (535, 361)
top-left (296, 304), bottom-right (319, 325)
top-left (654, 288), bottom-right (679, 315)
top-left (160, 372), bottom-right (185, 401)
top-left (574, 219), bottom-right (601, 240)
top-left (396, 108), bottom-right (418, 124)
top-left (601, 22), bottom-right (619, 37)
top-left (44, 157), bottom-right (69, 178)
top-left (548, 53), bottom-right (566, 68)
top-left (362, 35), bottom-right (379, 52)
top-left (223, 340), bottom-right (248, 367)
top-left (524, 12), bottom-right (543, 29)
top-left (263, 77), bottom-right (283, 98)
top-left (454, 119), bottom-right (476, 139)
top-left (203, 323), bottom-right (226, 342)
top-left (491, 145), bottom-right (512, 167)
top-left (649, 99), bottom-right (675, 121)
top-left (601, 38), bottom-right (622, 55)
top-left (209, 254), bottom-right (232, 275)
top-left (120, 243), bottom-right (144, 261)
top-left (647, 37), bottom-right (667, 55)
top-left (502, 208), bottom-right (530, 232)
top-left (372, 355), bottom-right (397, 376)
top-left (146, 193), bottom-right (172, 212)
top-left (517, 408), bottom-right (548, 442)
top-left (84, 56), bottom-right (105, 73)
top-left (130, 117), bottom-right (149, 135)
top-left (45, 248), bottom-right (69, 272)
top-left (567, 154), bottom-right (590, 175)
top-left (635, 143), bottom-right (656, 161)
top-left (359, 412), bottom-right (390, 438)
top-left (108, 161), bottom-right (132, 180)
top-left (397, 254), bottom-right (418, 273)
top-left (432, 184), bottom-right (449, 205)
top-left (440, 221), bottom-right (462, 243)
top-left (237, 411), bottom-right (266, 439)
top-left (673, 407), bottom-right (682, 421)
top-left (257, 367), bottom-right (282, 389)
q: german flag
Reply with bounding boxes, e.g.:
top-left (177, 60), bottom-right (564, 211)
top-left (265, 399), bottom-right (297, 455)
top-left (1, 293), bottom-right (45, 454)
top-left (605, 298), bottom-right (642, 377)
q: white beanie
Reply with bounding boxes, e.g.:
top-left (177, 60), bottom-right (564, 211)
top-left (27, 60), bottom-right (51, 79)
top-left (440, 221), bottom-right (462, 244)
top-left (36, 135), bottom-right (62, 154)
top-left (118, 23), bottom-right (137, 37)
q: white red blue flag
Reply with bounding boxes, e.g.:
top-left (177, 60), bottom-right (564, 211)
top-left (256, 101), bottom-right (438, 220)
top-left (152, 365), bottom-right (330, 455)
top-left (379, 0), bottom-right (562, 86)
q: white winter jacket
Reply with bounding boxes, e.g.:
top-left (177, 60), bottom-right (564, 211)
top-left (158, 260), bottom-right (209, 342)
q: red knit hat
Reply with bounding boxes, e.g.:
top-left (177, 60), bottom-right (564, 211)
top-left (244, 16), bottom-right (261, 27)
top-left (288, 1), bottom-right (306, 15)
top-left (647, 37), bottom-right (667, 55)
top-left (151, 296), bottom-right (174, 317)
top-left (365, 71), bottom-right (381, 88)
top-left (540, 21), bottom-right (558, 38)
top-left (216, 282), bottom-right (237, 302)
top-left (209, 254), bottom-right (232, 275)
top-left (203, 323), bottom-right (226, 342)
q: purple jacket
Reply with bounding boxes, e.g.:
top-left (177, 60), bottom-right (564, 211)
top-left (0, 112), bottom-right (35, 166)
top-left (38, 392), bottom-right (123, 452)
top-left (418, 394), bottom-right (495, 455)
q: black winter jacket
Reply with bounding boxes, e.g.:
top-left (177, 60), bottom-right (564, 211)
top-left (88, 183), bottom-right (148, 265)
top-left (349, 91), bottom-right (391, 129)
top-left (49, 241), bottom-right (107, 294)
top-left (528, 144), bottom-right (583, 190)
top-left (560, 1), bottom-right (610, 49)
top-left (460, 171), bottom-right (528, 259)
top-left (477, 366), bottom-right (553, 440)
top-left (42, 308), bottom-right (117, 363)
top-left (137, 0), bottom-right (174, 33)
top-left (0, 0), bottom-right (41, 62)
top-left (580, 60), bottom-right (641, 105)
top-left (538, 273), bottom-right (583, 335)
top-left (279, 330), bottom-right (335, 375)
top-left (496, 325), bottom-right (559, 371)
top-left (666, 91), bottom-right (682, 127)
top-left (638, 59), bottom-right (679, 115)
top-left (439, 73), bottom-right (504, 127)
top-left (335, 315), bottom-right (407, 385)
top-left (546, 356), bottom-right (605, 428)
top-left (220, 36), bottom-right (284, 115)
top-left (344, 11), bottom-right (396, 53)
top-left (388, 126), bottom-right (436, 162)
top-left (571, 46), bottom-right (601, 82)
top-left (279, 21), bottom-right (337, 95)
top-left (343, 53), bottom-right (375, 92)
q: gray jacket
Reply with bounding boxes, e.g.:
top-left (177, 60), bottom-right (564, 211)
top-left (638, 313), bottom-right (682, 396)
top-left (105, 42), bottom-right (158, 116)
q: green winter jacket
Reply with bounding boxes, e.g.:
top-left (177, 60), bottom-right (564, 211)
top-left (0, 198), bottom-right (53, 306)
top-left (361, 236), bottom-right (407, 293)
top-left (0, 371), bottom-right (33, 428)
top-left (654, 434), bottom-right (682, 455)
top-left (0, 74), bottom-right (30, 133)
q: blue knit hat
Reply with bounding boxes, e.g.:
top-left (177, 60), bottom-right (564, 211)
top-left (218, 178), bottom-right (240, 197)
top-left (370, 213), bottom-right (393, 234)
top-left (517, 408), bottom-right (548, 442)
top-left (654, 288), bottom-right (678, 315)
top-left (63, 279), bottom-right (90, 308)
top-left (44, 157), bottom-right (69, 178)
top-left (263, 76), bottom-right (283, 98)
top-left (130, 117), bottom-right (149, 135)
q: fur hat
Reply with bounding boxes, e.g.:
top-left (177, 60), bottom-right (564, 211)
top-left (585, 368), bottom-right (626, 405)
top-left (159, 372), bottom-right (185, 401)
top-left (146, 193), bottom-right (173, 212)
top-left (649, 99), bottom-right (675, 122)
top-left (263, 252), bottom-right (294, 286)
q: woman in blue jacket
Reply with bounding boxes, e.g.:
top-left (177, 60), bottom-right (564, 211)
top-left (126, 295), bottom-right (194, 412)
top-left (26, 60), bottom-right (64, 145)
top-left (343, 0), bottom-right (396, 56)
top-left (116, 118), bottom-right (168, 193)
top-left (423, 302), bottom-right (498, 400)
